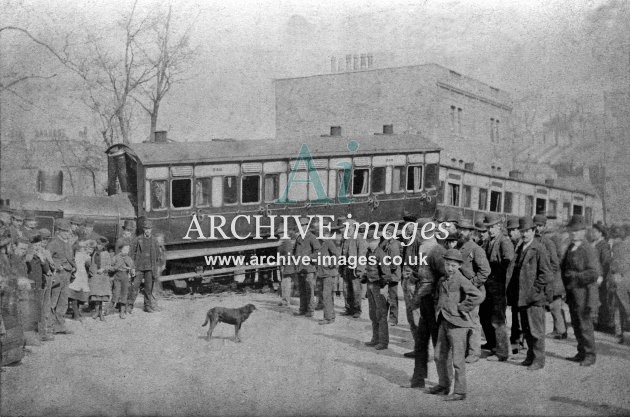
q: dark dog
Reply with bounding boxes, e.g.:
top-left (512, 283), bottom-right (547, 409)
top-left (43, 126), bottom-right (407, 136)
top-left (201, 304), bottom-right (256, 342)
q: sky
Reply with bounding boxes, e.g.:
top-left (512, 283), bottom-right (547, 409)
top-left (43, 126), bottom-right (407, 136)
top-left (1, 0), bottom-right (628, 143)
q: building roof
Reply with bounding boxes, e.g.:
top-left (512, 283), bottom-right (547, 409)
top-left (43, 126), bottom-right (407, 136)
top-left (110, 134), bottom-right (441, 166)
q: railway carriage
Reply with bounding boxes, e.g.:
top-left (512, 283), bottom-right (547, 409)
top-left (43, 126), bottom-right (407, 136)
top-left (106, 133), bottom-right (442, 288)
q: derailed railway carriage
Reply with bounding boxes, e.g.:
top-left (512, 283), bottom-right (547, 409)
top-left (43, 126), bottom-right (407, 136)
top-left (106, 133), bottom-right (442, 290)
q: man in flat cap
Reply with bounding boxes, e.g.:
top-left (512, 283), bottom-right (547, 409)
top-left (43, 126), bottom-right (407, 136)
top-left (480, 213), bottom-right (514, 361)
top-left (561, 215), bottom-right (600, 366)
top-left (506, 216), bottom-right (525, 353)
top-left (506, 217), bottom-right (551, 370)
top-left (293, 217), bottom-right (321, 317)
top-left (129, 218), bottom-right (163, 313)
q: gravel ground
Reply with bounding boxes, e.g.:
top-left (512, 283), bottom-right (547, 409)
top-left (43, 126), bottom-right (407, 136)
top-left (1, 292), bottom-right (630, 417)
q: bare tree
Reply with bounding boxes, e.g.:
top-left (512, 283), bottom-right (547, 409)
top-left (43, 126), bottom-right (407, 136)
top-left (132, 5), bottom-right (196, 140)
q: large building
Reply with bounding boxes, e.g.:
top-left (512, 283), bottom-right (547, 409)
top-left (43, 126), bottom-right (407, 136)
top-left (275, 63), bottom-right (603, 223)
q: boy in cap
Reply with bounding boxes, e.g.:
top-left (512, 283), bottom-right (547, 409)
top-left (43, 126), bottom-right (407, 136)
top-left (561, 215), bottom-right (600, 366)
top-left (429, 249), bottom-right (483, 401)
top-left (109, 239), bottom-right (135, 318)
top-left (506, 217), bottom-right (551, 370)
top-left (363, 231), bottom-right (391, 349)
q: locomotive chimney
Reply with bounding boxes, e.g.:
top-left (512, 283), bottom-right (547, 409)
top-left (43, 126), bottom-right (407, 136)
top-left (154, 131), bottom-right (168, 143)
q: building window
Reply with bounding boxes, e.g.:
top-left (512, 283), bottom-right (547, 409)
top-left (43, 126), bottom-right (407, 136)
top-left (337, 170), bottom-right (351, 199)
top-left (490, 118), bottom-right (495, 142)
top-left (573, 204), bottom-right (583, 216)
top-left (241, 175), bottom-right (260, 204)
top-left (392, 166), bottom-right (405, 193)
top-left (457, 107), bottom-right (463, 135)
top-left (504, 192), bottom-right (513, 214)
top-left (371, 167), bottom-right (386, 194)
top-left (223, 176), bottom-right (238, 205)
top-left (448, 183), bottom-right (460, 206)
top-left (424, 164), bottom-right (439, 189)
top-left (535, 198), bottom-right (547, 216)
top-left (450, 105), bottom-right (456, 131)
top-left (525, 195), bottom-right (534, 216)
top-left (490, 190), bottom-right (502, 212)
top-left (478, 188), bottom-right (488, 211)
top-left (406, 165), bottom-right (423, 192)
top-left (548, 199), bottom-right (557, 218)
top-left (150, 180), bottom-right (168, 211)
top-left (195, 178), bottom-right (212, 207)
top-left (438, 181), bottom-right (445, 203)
top-left (352, 168), bottom-right (370, 196)
top-left (264, 174), bottom-right (280, 202)
top-left (462, 185), bottom-right (472, 208)
top-left (563, 202), bottom-right (571, 221)
top-left (171, 178), bottom-right (192, 209)
top-left (495, 119), bottom-right (500, 141)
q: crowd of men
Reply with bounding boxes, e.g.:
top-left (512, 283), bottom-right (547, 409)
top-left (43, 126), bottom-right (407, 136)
top-left (1, 205), bottom-right (630, 401)
top-left (0, 210), bottom-right (164, 345)
top-left (276, 210), bottom-right (630, 400)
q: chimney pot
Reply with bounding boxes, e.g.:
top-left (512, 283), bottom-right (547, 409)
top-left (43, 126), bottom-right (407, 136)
top-left (154, 131), bottom-right (168, 143)
top-left (330, 126), bottom-right (342, 137)
top-left (383, 124), bottom-right (394, 135)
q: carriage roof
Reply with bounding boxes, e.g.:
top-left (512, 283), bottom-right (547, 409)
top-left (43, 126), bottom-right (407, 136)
top-left (107, 134), bottom-right (442, 166)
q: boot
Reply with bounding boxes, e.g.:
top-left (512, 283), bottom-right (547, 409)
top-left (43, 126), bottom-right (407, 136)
top-left (73, 300), bottom-right (83, 322)
top-left (120, 305), bottom-right (126, 319)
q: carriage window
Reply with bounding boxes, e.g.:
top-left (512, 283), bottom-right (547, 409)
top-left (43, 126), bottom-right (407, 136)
top-left (392, 166), bottom-right (405, 193)
top-left (264, 174), bottom-right (280, 202)
top-left (171, 178), bottom-right (192, 209)
top-left (424, 164), bottom-right (439, 189)
top-left (242, 175), bottom-right (260, 204)
top-left (195, 178), bottom-right (212, 207)
top-left (150, 180), bottom-right (168, 211)
top-left (548, 199), bottom-right (557, 218)
top-left (535, 198), bottom-right (546, 215)
top-left (406, 165), bottom-right (423, 192)
top-left (478, 188), bottom-right (488, 211)
top-left (490, 191), bottom-right (502, 212)
top-left (288, 171), bottom-right (308, 202)
top-left (223, 176), bottom-right (238, 205)
top-left (337, 170), bottom-right (351, 199)
top-left (448, 183), bottom-right (460, 206)
top-left (352, 168), bottom-right (369, 196)
top-left (525, 195), bottom-right (534, 216)
top-left (573, 204), bottom-right (583, 216)
top-left (504, 192), bottom-right (513, 214)
top-left (371, 167), bottom-right (386, 194)
top-left (462, 185), bottom-right (472, 208)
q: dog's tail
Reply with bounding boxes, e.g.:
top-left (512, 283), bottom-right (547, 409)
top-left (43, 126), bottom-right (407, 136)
top-left (201, 312), bottom-right (209, 327)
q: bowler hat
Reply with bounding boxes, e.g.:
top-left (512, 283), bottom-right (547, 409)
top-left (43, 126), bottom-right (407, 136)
top-left (143, 219), bottom-right (153, 230)
top-left (433, 207), bottom-right (446, 222)
top-left (484, 213), bottom-right (502, 226)
top-left (445, 231), bottom-right (459, 241)
top-left (565, 215), bottom-right (586, 232)
top-left (70, 215), bottom-right (84, 226)
top-left (533, 214), bottom-right (547, 226)
top-left (474, 221), bottom-right (487, 231)
top-left (56, 219), bottom-right (71, 232)
top-left (24, 210), bottom-right (36, 221)
top-left (402, 210), bottom-right (418, 223)
top-left (518, 217), bottom-right (535, 231)
top-left (443, 248), bottom-right (463, 263)
top-left (506, 216), bottom-right (519, 230)
top-left (459, 218), bottom-right (475, 230)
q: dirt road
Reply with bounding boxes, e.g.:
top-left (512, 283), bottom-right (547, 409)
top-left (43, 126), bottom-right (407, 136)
top-left (1, 292), bottom-right (629, 416)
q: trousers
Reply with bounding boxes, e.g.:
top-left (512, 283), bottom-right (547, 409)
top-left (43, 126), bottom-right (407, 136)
top-left (297, 271), bottom-right (316, 314)
top-left (280, 273), bottom-right (293, 305)
top-left (567, 287), bottom-right (596, 359)
top-left (138, 270), bottom-right (155, 310)
top-left (467, 305), bottom-right (482, 358)
top-left (480, 290), bottom-right (509, 358)
top-left (388, 282), bottom-right (399, 324)
top-left (320, 276), bottom-right (335, 320)
top-left (366, 282), bottom-right (389, 346)
top-left (50, 272), bottom-right (70, 332)
top-left (402, 278), bottom-right (420, 350)
top-left (549, 296), bottom-right (567, 335)
top-left (435, 319), bottom-right (469, 395)
top-left (112, 274), bottom-right (130, 306)
top-left (519, 305), bottom-right (546, 366)
top-left (342, 269), bottom-right (362, 314)
top-left (411, 294), bottom-right (438, 383)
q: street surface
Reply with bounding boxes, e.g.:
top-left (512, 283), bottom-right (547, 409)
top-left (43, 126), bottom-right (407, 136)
top-left (1, 292), bottom-right (629, 416)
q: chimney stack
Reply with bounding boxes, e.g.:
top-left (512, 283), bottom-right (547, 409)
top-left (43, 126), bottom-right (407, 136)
top-left (383, 124), bottom-right (394, 135)
top-left (330, 126), bottom-right (342, 137)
